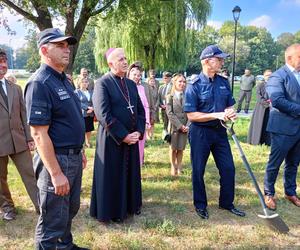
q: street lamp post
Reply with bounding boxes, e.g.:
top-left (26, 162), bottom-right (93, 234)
top-left (231, 6), bottom-right (241, 93)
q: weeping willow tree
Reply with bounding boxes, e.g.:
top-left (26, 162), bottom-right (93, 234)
top-left (94, 0), bottom-right (211, 73)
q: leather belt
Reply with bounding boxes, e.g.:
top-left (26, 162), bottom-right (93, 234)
top-left (54, 147), bottom-right (82, 155)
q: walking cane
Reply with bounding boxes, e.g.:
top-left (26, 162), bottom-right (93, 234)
top-left (221, 121), bottom-right (289, 234)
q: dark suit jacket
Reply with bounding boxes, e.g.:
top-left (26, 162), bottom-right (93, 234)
top-left (266, 65), bottom-right (300, 135)
top-left (0, 79), bottom-right (32, 156)
top-left (74, 89), bottom-right (94, 117)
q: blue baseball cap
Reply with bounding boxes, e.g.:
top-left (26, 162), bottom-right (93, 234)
top-left (200, 45), bottom-right (230, 60)
top-left (37, 28), bottom-right (77, 48)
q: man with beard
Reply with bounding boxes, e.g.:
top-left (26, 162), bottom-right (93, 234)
top-left (90, 48), bottom-right (145, 222)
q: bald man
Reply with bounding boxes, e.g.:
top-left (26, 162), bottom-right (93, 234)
top-left (90, 48), bottom-right (145, 222)
top-left (264, 43), bottom-right (300, 211)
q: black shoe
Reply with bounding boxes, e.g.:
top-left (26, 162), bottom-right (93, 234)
top-left (195, 208), bottom-right (209, 219)
top-left (219, 206), bottom-right (246, 217)
top-left (71, 244), bottom-right (90, 250)
top-left (3, 211), bottom-right (16, 221)
top-left (135, 209), bottom-right (141, 215)
top-left (236, 109), bottom-right (241, 113)
top-left (111, 218), bottom-right (123, 223)
top-left (244, 110), bottom-right (248, 114)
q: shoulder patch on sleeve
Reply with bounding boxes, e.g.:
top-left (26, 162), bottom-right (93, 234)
top-left (190, 74), bottom-right (200, 84)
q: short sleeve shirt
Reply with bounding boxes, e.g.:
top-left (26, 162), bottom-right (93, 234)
top-left (184, 72), bottom-right (235, 126)
top-left (25, 64), bottom-right (85, 148)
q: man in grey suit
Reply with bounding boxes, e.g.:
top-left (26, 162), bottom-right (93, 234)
top-left (0, 49), bottom-right (38, 221)
top-left (158, 71), bottom-right (172, 134)
top-left (264, 43), bottom-right (300, 210)
top-left (236, 69), bottom-right (255, 113)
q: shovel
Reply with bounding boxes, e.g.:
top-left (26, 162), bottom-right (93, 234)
top-left (221, 121), bottom-right (289, 234)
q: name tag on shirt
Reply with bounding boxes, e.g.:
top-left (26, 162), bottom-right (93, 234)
top-left (55, 87), bottom-right (71, 100)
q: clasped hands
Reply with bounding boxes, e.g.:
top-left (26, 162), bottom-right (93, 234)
top-left (87, 106), bottom-right (94, 114)
top-left (123, 131), bottom-right (141, 145)
top-left (216, 108), bottom-right (237, 122)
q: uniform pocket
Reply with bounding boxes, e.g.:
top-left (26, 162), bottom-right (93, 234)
top-left (30, 101), bottom-right (50, 123)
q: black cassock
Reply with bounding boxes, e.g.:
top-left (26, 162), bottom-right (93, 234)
top-left (90, 72), bottom-right (145, 222)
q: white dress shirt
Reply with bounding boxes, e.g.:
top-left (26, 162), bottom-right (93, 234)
top-left (286, 64), bottom-right (300, 85)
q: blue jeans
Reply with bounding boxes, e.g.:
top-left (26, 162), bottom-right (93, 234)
top-left (264, 131), bottom-right (300, 196)
top-left (33, 152), bottom-right (82, 250)
top-left (189, 124), bottom-right (235, 210)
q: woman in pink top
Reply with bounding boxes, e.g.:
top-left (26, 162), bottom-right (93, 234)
top-left (128, 63), bottom-right (150, 166)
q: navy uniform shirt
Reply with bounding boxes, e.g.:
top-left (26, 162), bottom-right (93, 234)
top-left (184, 72), bottom-right (235, 126)
top-left (25, 64), bottom-right (85, 149)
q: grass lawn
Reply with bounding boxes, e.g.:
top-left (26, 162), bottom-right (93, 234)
top-left (0, 117), bottom-right (300, 249)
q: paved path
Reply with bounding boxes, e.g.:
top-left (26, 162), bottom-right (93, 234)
top-left (237, 110), bottom-right (252, 119)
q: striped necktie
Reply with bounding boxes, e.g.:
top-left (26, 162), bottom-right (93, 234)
top-left (0, 80), bottom-right (8, 107)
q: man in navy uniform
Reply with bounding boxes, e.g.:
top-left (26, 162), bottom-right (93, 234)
top-left (184, 45), bottom-right (245, 219)
top-left (25, 28), bottom-right (89, 250)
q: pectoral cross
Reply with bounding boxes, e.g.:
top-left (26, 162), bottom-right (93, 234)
top-left (127, 104), bottom-right (134, 114)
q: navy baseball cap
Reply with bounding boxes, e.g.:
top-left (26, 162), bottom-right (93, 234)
top-left (200, 45), bottom-right (230, 60)
top-left (37, 28), bottom-right (77, 48)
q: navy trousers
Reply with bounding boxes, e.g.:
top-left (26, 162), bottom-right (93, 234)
top-left (189, 124), bottom-right (235, 210)
top-left (34, 152), bottom-right (82, 250)
top-left (264, 130), bottom-right (300, 197)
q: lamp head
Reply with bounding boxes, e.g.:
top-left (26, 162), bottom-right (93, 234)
top-left (232, 6), bottom-right (241, 21)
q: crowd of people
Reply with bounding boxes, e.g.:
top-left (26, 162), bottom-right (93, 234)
top-left (0, 27), bottom-right (300, 249)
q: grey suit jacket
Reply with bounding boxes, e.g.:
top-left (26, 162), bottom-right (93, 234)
top-left (0, 79), bottom-right (32, 156)
top-left (142, 82), bottom-right (155, 121)
top-left (166, 93), bottom-right (189, 133)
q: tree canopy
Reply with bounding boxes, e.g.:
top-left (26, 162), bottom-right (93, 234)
top-left (94, 0), bottom-right (211, 73)
top-left (0, 0), bottom-right (117, 72)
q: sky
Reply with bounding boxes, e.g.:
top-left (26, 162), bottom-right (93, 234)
top-left (0, 0), bottom-right (300, 50)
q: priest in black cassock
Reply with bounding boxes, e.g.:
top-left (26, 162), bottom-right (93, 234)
top-left (90, 48), bottom-right (146, 222)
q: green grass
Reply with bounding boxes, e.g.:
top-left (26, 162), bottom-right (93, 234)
top-left (1, 119), bottom-right (300, 249)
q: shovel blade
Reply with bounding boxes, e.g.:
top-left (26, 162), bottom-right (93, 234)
top-left (258, 213), bottom-right (289, 233)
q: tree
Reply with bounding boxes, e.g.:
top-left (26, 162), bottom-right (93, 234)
top-left (94, 0), bottom-right (211, 73)
top-left (73, 26), bottom-right (97, 76)
top-left (24, 30), bottom-right (40, 72)
top-left (0, 0), bottom-right (118, 72)
top-left (186, 25), bottom-right (219, 74)
top-left (218, 36), bottom-right (250, 75)
top-left (14, 47), bottom-right (28, 69)
top-left (293, 30), bottom-right (300, 44)
top-left (276, 32), bottom-right (295, 49)
top-left (242, 26), bottom-right (277, 75)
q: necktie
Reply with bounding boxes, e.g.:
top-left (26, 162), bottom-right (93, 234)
top-left (179, 92), bottom-right (183, 106)
top-left (0, 80), bottom-right (8, 107)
